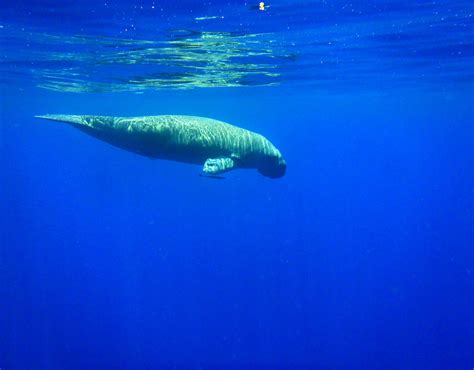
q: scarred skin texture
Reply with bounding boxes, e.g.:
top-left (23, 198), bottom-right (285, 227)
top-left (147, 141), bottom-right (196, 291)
top-left (35, 114), bottom-right (286, 178)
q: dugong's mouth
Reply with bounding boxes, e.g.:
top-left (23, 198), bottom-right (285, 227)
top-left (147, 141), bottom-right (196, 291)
top-left (258, 157), bottom-right (286, 178)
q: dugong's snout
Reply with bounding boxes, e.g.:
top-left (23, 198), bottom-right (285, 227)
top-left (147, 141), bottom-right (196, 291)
top-left (258, 155), bottom-right (286, 178)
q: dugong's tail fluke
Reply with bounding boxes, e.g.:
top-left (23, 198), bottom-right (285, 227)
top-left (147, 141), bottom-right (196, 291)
top-left (35, 114), bottom-right (86, 125)
top-left (35, 115), bottom-right (118, 132)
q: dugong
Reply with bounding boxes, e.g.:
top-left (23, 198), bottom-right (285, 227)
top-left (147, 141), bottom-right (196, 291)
top-left (35, 115), bottom-right (286, 178)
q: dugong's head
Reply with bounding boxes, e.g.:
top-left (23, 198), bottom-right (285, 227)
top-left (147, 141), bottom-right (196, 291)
top-left (258, 152), bottom-right (287, 178)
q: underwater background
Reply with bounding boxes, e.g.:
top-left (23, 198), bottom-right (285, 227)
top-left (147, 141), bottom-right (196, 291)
top-left (1, 0), bottom-right (473, 369)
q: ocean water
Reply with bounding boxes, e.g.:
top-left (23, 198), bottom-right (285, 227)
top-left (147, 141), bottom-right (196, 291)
top-left (1, 1), bottom-right (473, 369)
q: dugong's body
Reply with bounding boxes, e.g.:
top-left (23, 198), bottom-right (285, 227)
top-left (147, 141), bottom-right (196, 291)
top-left (35, 115), bottom-right (286, 178)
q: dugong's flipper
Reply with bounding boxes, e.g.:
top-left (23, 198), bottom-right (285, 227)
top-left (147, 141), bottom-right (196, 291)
top-left (203, 157), bottom-right (236, 175)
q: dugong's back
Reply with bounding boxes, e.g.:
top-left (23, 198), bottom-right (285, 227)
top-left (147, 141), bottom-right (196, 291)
top-left (35, 114), bottom-right (286, 178)
top-left (154, 115), bottom-right (279, 163)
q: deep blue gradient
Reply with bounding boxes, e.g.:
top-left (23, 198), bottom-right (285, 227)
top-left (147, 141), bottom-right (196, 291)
top-left (1, 1), bottom-right (473, 369)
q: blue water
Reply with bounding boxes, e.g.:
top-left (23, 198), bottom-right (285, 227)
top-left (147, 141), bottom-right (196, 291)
top-left (1, 1), bottom-right (473, 369)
